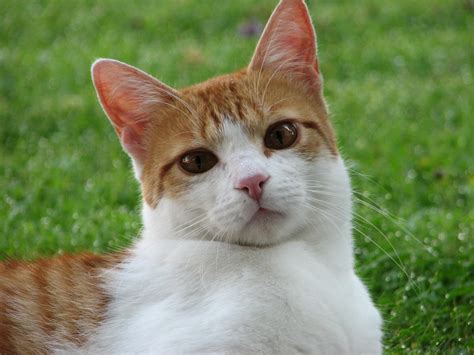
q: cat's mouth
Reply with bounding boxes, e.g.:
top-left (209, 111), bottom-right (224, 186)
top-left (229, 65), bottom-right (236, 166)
top-left (247, 207), bottom-right (284, 225)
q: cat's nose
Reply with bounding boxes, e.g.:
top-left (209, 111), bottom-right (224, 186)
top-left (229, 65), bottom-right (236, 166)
top-left (235, 174), bottom-right (269, 201)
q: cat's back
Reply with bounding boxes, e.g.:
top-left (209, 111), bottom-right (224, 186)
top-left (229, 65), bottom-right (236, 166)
top-left (0, 252), bottom-right (123, 354)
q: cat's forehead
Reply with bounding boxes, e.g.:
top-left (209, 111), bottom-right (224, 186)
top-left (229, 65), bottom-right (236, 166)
top-left (183, 73), bottom-right (263, 126)
top-left (178, 71), bottom-right (314, 139)
top-left (145, 70), bottom-right (331, 163)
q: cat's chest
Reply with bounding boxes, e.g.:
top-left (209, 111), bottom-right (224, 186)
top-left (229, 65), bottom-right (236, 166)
top-left (89, 240), bottom-right (379, 353)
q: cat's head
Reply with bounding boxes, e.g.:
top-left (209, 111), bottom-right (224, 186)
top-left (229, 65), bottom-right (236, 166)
top-left (91, 0), bottom-right (351, 246)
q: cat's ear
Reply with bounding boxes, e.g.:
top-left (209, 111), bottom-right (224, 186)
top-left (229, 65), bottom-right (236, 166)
top-left (249, 0), bottom-right (320, 91)
top-left (91, 59), bottom-right (178, 179)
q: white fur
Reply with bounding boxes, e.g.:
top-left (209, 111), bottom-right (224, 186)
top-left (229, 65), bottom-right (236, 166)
top-left (76, 121), bottom-right (382, 354)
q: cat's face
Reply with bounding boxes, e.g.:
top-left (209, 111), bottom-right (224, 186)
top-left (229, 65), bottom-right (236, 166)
top-left (141, 72), bottom-right (338, 245)
top-left (92, 0), bottom-right (351, 246)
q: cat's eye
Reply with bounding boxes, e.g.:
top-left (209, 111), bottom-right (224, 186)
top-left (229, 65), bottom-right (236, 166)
top-left (264, 121), bottom-right (298, 150)
top-left (180, 149), bottom-right (218, 174)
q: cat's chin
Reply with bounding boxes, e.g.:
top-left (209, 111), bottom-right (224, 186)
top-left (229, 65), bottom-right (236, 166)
top-left (243, 207), bottom-right (286, 236)
top-left (248, 208), bottom-right (284, 224)
top-left (226, 208), bottom-right (303, 247)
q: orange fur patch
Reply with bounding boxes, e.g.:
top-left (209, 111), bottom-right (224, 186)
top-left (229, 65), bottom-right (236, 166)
top-left (0, 253), bottom-right (124, 353)
top-left (140, 69), bottom-right (337, 207)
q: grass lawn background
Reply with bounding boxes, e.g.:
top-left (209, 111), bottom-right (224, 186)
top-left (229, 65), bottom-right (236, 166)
top-left (1, 0), bottom-right (472, 352)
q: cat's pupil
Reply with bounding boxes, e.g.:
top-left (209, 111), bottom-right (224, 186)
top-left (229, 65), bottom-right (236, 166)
top-left (195, 155), bottom-right (202, 170)
top-left (275, 130), bottom-right (283, 146)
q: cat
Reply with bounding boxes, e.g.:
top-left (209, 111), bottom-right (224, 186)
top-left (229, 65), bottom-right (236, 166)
top-left (0, 0), bottom-right (383, 353)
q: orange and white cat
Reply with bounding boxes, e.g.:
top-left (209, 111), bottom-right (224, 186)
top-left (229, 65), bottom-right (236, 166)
top-left (0, 0), bottom-right (382, 353)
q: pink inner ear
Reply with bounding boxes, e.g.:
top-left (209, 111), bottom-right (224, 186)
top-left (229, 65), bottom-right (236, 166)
top-left (121, 126), bottom-right (147, 162)
top-left (92, 59), bottom-right (178, 165)
top-left (93, 61), bottom-right (154, 135)
top-left (249, 0), bottom-right (320, 81)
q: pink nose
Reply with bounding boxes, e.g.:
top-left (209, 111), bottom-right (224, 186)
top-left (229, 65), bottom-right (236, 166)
top-left (235, 174), bottom-right (269, 201)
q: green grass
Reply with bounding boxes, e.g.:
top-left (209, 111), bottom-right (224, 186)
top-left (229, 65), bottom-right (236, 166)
top-left (1, 0), bottom-right (472, 352)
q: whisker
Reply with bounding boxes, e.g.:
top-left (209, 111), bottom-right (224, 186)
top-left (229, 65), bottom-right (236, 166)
top-left (305, 196), bottom-right (421, 295)
top-left (352, 194), bottom-right (430, 251)
top-left (304, 180), bottom-right (430, 252)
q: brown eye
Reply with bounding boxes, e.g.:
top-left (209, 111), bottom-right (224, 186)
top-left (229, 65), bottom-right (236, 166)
top-left (264, 121), bottom-right (298, 150)
top-left (180, 149), bottom-right (218, 174)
